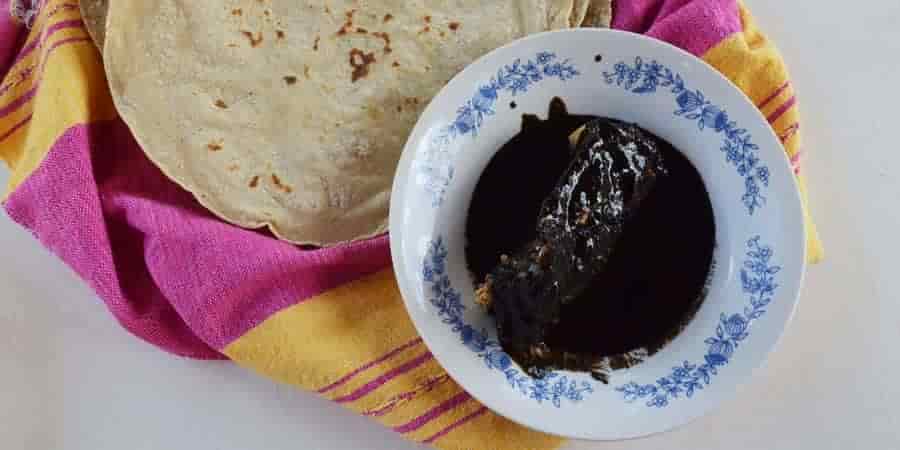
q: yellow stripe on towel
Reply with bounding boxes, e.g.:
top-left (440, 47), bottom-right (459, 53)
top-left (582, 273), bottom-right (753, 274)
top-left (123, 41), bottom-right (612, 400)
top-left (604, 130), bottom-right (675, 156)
top-left (702, 3), bottom-right (824, 263)
top-left (0, 0), bottom-right (117, 198)
top-left (224, 269), bottom-right (564, 450)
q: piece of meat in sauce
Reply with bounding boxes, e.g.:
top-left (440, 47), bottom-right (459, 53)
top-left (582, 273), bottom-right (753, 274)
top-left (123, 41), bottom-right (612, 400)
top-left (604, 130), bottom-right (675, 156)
top-left (480, 118), bottom-right (667, 375)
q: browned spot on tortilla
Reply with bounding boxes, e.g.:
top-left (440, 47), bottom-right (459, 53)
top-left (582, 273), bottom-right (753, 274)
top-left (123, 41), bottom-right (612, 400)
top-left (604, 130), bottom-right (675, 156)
top-left (439, 30), bottom-right (446, 38)
top-left (313, 36), bottom-right (320, 51)
top-left (271, 174), bottom-right (293, 193)
top-left (392, 61), bottom-right (400, 68)
top-left (264, 9), bottom-right (271, 16)
top-left (372, 31), bottom-right (392, 54)
top-left (383, 13), bottom-right (393, 23)
top-left (227, 164), bottom-right (240, 172)
top-left (241, 30), bottom-right (264, 47)
top-left (207, 141), bottom-right (223, 152)
top-left (396, 105), bottom-right (402, 112)
top-left (337, 10), bottom-right (356, 35)
top-left (349, 48), bottom-right (376, 83)
top-left (325, 5), bottom-right (331, 14)
top-left (356, 27), bottom-right (368, 34)
top-left (344, 10), bottom-right (356, 29)
top-left (232, 8), bottom-right (243, 16)
top-left (283, 76), bottom-right (298, 85)
top-left (424, 15), bottom-right (431, 23)
top-left (419, 26), bottom-right (431, 34)
top-left (214, 99), bottom-right (228, 109)
top-left (449, 21), bottom-right (461, 31)
top-left (226, 43), bottom-right (239, 48)
top-left (304, 65), bottom-right (311, 79)
top-left (249, 176), bottom-right (260, 188)
top-left (276, 30), bottom-right (285, 39)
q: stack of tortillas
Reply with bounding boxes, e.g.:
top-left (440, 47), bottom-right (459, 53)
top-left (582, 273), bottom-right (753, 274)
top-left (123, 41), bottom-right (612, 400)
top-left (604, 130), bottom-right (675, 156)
top-left (82, 0), bottom-right (612, 246)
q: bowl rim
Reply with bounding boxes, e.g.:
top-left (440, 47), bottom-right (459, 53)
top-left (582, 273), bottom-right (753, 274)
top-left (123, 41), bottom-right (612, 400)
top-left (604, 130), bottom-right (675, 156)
top-left (389, 27), bottom-right (808, 440)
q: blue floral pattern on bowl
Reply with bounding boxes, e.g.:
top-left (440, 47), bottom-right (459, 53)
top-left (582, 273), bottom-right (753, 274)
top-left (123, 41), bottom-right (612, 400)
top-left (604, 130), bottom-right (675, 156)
top-left (423, 237), bottom-right (594, 407)
top-left (416, 52), bottom-right (580, 206)
top-left (423, 236), bottom-right (779, 407)
top-left (615, 236), bottom-right (781, 407)
top-left (416, 51), bottom-right (783, 408)
top-left (602, 57), bottom-right (770, 215)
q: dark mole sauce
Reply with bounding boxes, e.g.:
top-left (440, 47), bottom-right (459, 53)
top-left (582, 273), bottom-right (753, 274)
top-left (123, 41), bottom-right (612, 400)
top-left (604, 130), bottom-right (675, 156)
top-left (465, 98), bottom-right (715, 379)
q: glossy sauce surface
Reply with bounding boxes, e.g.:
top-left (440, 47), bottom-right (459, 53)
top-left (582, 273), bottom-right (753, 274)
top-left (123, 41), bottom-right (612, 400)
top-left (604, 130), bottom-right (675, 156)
top-left (465, 99), bottom-right (715, 378)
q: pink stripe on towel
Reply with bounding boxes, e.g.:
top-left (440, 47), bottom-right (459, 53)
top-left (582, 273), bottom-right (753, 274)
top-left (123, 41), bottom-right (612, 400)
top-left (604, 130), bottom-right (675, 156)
top-left (613, 0), bottom-right (742, 57)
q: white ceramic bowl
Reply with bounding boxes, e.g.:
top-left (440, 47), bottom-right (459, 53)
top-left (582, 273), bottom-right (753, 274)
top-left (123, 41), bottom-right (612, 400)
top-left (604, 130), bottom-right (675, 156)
top-left (389, 29), bottom-right (806, 440)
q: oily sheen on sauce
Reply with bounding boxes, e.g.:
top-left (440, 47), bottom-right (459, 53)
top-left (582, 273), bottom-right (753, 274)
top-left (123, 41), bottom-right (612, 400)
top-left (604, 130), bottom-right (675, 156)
top-left (465, 98), bottom-right (715, 380)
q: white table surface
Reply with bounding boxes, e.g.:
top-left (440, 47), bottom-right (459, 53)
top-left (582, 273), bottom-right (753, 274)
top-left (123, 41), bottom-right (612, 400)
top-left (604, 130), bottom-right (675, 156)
top-left (2, 1), bottom-right (899, 449)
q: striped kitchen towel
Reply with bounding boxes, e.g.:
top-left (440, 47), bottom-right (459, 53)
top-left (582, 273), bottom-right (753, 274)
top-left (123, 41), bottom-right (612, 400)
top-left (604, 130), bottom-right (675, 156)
top-left (0, 1), bottom-right (822, 448)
